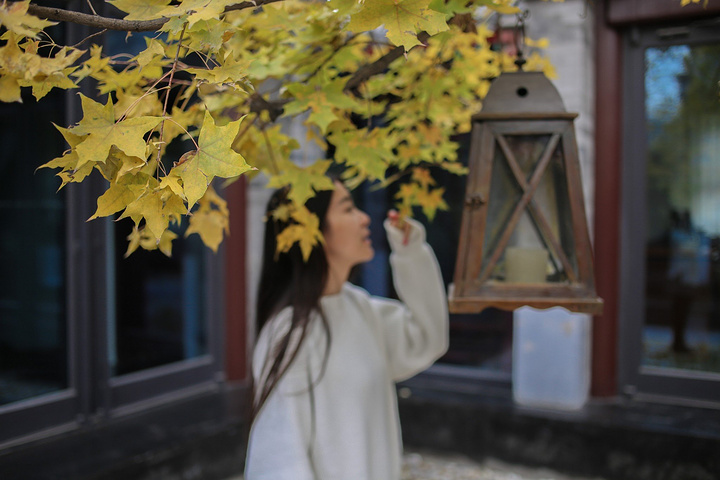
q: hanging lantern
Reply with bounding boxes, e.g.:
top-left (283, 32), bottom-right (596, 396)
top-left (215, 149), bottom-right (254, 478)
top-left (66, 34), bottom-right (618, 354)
top-left (448, 71), bottom-right (603, 314)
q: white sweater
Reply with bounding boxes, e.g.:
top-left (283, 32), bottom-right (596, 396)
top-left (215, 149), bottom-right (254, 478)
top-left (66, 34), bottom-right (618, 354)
top-left (245, 219), bottom-right (449, 480)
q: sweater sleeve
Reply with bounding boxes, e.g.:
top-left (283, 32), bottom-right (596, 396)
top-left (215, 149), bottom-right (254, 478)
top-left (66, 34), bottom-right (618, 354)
top-left (370, 218), bottom-right (449, 382)
top-left (245, 312), bottom-right (319, 480)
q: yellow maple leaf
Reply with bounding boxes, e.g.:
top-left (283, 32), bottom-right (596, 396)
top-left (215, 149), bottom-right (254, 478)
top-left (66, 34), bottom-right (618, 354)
top-left (415, 186), bottom-right (448, 221)
top-left (412, 167), bottom-right (435, 188)
top-left (125, 226), bottom-right (177, 257)
top-left (0, 0), bottom-right (56, 39)
top-left (88, 174), bottom-right (148, 220)
top-left (172, 110), bottom-right (253, 210)
top-left (266, 159), bottom-right (336, 206)
top-left (0, 74), bottom-right (21, 102)
top-left (184, 186), bottom-right (229, 252)
top-left (37, 125), bottom-right (88, 188)
top-left (346, 0), bottom-right (448, 50)
top-left (275, 205), bottom-right (324, 261)
top-left (71, 95), bottom-right (161, 170)
top-left (107, 0), bottom-right (172, 21)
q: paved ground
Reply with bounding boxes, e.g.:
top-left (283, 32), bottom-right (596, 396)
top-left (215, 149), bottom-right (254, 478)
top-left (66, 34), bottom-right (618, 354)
top-left (401, 450), bottom-right (607, 480)
top-left (231, 449), bottom-right (608, 480)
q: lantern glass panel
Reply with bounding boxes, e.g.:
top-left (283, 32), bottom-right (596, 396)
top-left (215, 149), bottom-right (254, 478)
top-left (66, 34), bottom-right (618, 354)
top-left (480, 133), bottom-right (578, 285)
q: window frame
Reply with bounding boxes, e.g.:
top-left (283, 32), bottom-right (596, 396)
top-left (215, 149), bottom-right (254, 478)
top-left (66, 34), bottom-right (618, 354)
top-left (619, 19), bottom-right (720, 406)
top-left (0, 37), bottom-right (227, 450)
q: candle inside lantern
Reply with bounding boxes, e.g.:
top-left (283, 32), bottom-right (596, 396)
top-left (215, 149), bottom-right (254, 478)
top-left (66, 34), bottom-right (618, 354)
top-left (505, 247), bottom-right (548, 283)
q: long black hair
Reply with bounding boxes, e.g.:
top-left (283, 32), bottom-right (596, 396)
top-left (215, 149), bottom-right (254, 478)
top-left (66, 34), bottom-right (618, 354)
top-left (252, 183), bottom-right (336, 417)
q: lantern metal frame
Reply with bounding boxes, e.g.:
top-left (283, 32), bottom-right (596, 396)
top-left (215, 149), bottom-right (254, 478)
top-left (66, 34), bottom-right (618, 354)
top-left (448, 72), bottom-right (603, 314)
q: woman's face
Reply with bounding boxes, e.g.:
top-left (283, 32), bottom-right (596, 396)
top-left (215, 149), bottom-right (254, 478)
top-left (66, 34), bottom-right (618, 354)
top-left (323, 182), bottom-right (374, 272)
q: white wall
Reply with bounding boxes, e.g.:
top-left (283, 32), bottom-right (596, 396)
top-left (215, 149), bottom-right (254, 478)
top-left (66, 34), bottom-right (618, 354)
top-left (522, 0), bottom-right (596, 236)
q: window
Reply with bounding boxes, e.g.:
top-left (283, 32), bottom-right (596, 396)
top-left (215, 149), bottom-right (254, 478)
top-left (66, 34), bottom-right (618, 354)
top-left (620, 21), bottom-right (720, 404)
top-left (0, 23), bottom-right (226, 445)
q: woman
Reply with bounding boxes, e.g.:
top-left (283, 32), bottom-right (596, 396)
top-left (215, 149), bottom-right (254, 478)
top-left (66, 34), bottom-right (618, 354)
top-left (245, 179), bottom-right (449, 480)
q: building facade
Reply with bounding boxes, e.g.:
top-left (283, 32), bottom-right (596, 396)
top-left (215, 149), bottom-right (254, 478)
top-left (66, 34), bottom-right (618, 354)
top-left (1, 0), bottom-right (720, 479)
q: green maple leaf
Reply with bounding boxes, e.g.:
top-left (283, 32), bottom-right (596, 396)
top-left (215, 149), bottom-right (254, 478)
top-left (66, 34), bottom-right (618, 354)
top-left (71, 95), bottom-right (161, 170)
top-left (161, 15), bottom-right (188, 34)
top-left (266, 160), bottom-right (336, 206)
top-left (187, 55), bottom-right (249, 87)
top-left (172, 110), bottom-right (253, 210)
top-left (329, 128), bottom-right (396, 181)
top-left (186, 19), bottom-right (234, 53)
top-left (346, 0), bottom-right (448, 50)
top-left (284, 80), bottom-right (361, 133)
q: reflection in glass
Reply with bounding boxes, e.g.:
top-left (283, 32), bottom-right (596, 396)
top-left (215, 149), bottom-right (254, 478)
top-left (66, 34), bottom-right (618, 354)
top-left (643, 43), bottom-right (720, 374)
top-left (110, 217), bottom-right (208, 377)
top-left (0, 94), bottom-right (67, 406)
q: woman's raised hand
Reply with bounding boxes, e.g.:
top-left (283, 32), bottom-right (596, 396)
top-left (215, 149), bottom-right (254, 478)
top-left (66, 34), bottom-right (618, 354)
top-left (387, 210), bottom-right (411, 245)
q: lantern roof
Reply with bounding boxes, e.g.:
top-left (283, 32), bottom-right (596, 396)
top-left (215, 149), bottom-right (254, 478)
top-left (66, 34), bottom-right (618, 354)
top-left (477, 72), bottom-right (566, 115)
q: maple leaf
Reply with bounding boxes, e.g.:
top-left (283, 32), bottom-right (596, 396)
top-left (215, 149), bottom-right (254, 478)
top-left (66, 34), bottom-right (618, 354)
top-left (88, 174), bottom-right (148, 220)
top-left (416, 186), bottom-right (448, 221)
top-left (187, 55), bottom-right (250, 89)
top-left (184, 186), bottom-right (229, 252)
top-left (158, 174), bottom-right (186, 200)
top-left (329, 127), bottom-right (396, 181)
top-left (37, 126), bottom-right (89, 188)
top-left (0, 0), bottom-right (57, 39)
top-left (284, 80), bottom-right (362, 133)
top-left (136, 39), bottom-right (167, 69)
top-left (105, 147), bottom-right (147, 180)
top-left (346, 0), bottom-right (448, 50)
top-left (172, 110), bottom-right (253, 210)
top-left (71, 45), bottom-right (110, 83)
top-left (157, 0), bottom-right (237, 27)
top-left (71, 95), bottom-right (161, 170)
top-left (186, 19), bottom-right (235, 53)
top-left (266, 160), bottom-right (336, 206)
top-left (108, 0), bottom-right (172, 21)
top-left (126, 226), bottom-right (177, 257)
top-left (232, 124), bottom-right (300, 179)
top-left (114, 90), bottom-right (163, 121)
top-left (117, 179), bottom-right (184, 241)
top-left (412, 167), bottom-right (435, 188)
top-left (276, 205), bottom-right (324, 261)
top-left (0, 72), bottom-right (21, 102)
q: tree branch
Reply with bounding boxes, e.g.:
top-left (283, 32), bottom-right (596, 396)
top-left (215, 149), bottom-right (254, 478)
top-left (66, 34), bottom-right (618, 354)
top-left (27, 0), bottom-right (285, 32)
top-left (249, 94), bottom-right (287, 122)
top-left (344, 32), bottom-right (430, 93)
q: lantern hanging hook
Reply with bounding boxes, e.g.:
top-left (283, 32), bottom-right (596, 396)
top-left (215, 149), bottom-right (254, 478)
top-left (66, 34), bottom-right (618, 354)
top-left (514, 9), bottom-right (530, 71)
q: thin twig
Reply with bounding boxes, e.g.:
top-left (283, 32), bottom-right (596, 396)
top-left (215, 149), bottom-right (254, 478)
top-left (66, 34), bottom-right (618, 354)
top-left (70, 28), bottom-right (107, 48)
top-left (158, 23), bottom-right (188, 167)
top-left (85, 0), bottom-right (98, 16)
top-left (260, 124), bottom-right (281, 175)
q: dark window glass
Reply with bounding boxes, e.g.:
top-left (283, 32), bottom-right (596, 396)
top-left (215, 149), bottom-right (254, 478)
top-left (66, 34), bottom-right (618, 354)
top-left (0, 93), bottom-right (67, 406)
top-left (110, 216), bottom-right (209, 377)
top-left (643, 42), bottom-right (720, 374)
